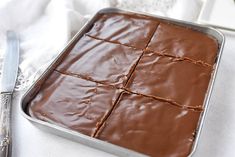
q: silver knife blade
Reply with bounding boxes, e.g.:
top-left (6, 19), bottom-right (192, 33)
top-left (1, 31), bottom-right (19, 93)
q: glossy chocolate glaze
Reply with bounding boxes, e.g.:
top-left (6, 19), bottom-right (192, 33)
top-left (28, 71), bottom-right (121, 136)
top-left (147, 23), bottom-right (218, 65)
top-left (27, 12), bottom-right (219, 157)
top-left (56, 35), bottom-right (143, 88)
top-left (96, 93), bottom-right (201, 157)
top-left (126, 51), bottom-right (212, 109)
top-left (86, 13), bottom-right (159, 49)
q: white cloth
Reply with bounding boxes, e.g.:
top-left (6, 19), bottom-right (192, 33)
top-left (3, 0), bottom-right (235, 157)
top-left (0, 0), bottom-right (87, 89)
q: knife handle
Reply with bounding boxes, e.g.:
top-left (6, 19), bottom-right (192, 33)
top-left (0, 93), bottom-right (12, 157)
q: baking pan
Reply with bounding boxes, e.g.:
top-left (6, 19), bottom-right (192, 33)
top-left (20, 8), bottom-right (225, 157)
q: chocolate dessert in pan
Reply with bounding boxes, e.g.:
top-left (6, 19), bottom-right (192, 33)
top-left (22, 8), bottom-right (223, 157)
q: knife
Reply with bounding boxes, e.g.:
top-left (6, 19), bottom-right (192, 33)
top-left (0, 31), bottom-right (19, 157)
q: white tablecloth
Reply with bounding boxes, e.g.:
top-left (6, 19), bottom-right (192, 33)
top-left (1, 0), bottom-right (235, 156)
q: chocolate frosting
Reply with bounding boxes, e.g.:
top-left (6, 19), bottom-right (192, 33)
top-left (126, 51), bottom-right (212, 108)
top-left (86, 13), bottom-right (159, 49)
top-left (27, 12), bottom-right (219, 157)
top-left (147, 23), bottom-right (218, 65)
top-left (56, 35), bottom-right (143, 88)
top-left (28, 71), bottom-right (120, 136)
top-left (96, 93), bottom-right (201, 157)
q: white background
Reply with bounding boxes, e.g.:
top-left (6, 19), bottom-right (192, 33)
top-left (1, 0), bottom-right (235, 156)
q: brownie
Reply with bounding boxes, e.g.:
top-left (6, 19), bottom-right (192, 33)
top-left (147, 23), bottom-right (218, 65)
top-left (126, 51), bottom-right (212, 109)
top-left (27, 12), bottom-right (220, 157)
top-left (86, 13), bottom-right (159, 49)
top-left (56, 35), bottom-right (143, 88)
top-left (28, 71), bottom-right (121, 136)
top-left (96, 93), bottom-right (201, 157)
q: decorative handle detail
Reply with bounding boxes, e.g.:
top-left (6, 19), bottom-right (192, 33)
top-left (0, 93), bottom-right (12, 157)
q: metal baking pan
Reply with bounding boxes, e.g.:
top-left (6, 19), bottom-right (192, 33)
top-left (20, 8), bottom-right (225, 157)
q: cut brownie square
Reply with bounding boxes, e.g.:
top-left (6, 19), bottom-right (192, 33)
top-left (96, 93), bottom-right (201, 157)
top-left (86, 13), bottom-right (159, 49)
top-left (126, 51), bottom-right (212, 108)
top-left (147, 23), bottom-right (218, 65)
top-left (28, 71), bottom-right (121, 136)
top-left (56, 35), bottom-right (143, 88)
